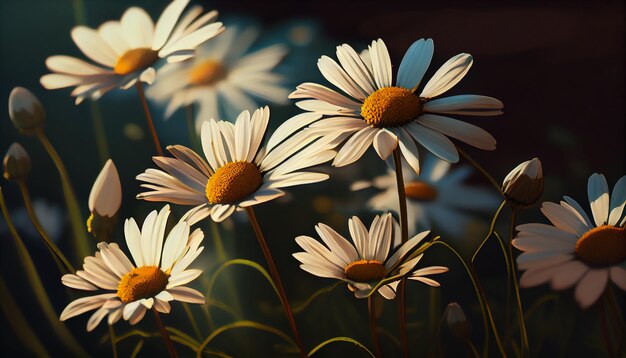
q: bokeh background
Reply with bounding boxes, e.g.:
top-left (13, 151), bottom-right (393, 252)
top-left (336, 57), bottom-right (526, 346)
top-left (0, 0), bottom-right (624, 356)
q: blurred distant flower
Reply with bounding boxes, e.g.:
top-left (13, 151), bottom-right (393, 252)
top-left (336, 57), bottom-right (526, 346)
top-left (289, 38), bottom-right (502, 174)
top-left (147, 25), bottom-right (289, 129)
top-left (8, 87), bottom-right (45, 135)
top-left (3, 143), bottom-right (31, 182)
top-left (40, 0), bottom-right (224, 104)
top-left (87, 159), bottom-right (122, 241)
top-left (0, 199), bottom-right (65, 243)
top-left (293, 213), bottom-right (447, 299)
top-left (513, 173), bottom-right (626, 309)
top-left (137, 107), bottom-right (334, 224)
top-left (60, 205), bottom-right (205, 331)
top-left (352, 154), bottom-right (500, 240)
top-left (503, 158), bottom-right (543, 208)
top-left (445, 302), bottom-right (471, 340)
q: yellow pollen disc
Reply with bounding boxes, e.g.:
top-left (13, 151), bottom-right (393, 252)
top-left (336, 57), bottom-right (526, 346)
top-left (575, 225), bottom-right (626, 266)
top-left (205, 161), bottom-right (263, 204)
top-left (86, 213), bottom-right (94, 233)
top-left (188, 60), bottom-right (225, 86)
top-left (114, 48), bottom-right (159, 75)
top-left (117, 266), bottom-right (169, 303)
top-left (344, 259), bottom-right (386, 282)
top-left (361, 87), bottom-right (422, 128)
top-left (405, 181), bottom-right (438, 202)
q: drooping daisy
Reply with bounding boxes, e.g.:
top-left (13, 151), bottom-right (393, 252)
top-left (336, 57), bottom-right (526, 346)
top-left (40, 0), bottom-right (224, 104)
top-left (293, 213), bottom-right (448, 299)
top-left (146, 24), bottom-right (289, 129)
top-left (513, 173), bottom-right (626, 309)
top-left (352, 154), bottom-right (500, 240)
top-left (289, 38), bottom-right (503, 174)
top-left (136, 107), bottom-right (335, 224)
top-left (60, 205), bottom-right (205, 331)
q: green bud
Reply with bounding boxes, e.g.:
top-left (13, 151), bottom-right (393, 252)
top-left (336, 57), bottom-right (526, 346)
top-left (8, 87), bottom-right (46, 135)
top-left (3, 143), bottom-right (31, 181)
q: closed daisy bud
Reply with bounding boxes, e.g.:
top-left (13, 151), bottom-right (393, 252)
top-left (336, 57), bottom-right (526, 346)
top-left (8, 87), bottom-right (46, 135)
top-left (445, 302), bottom-right (471, 339)
top-left (3, 143), bottom-right (31, 182)
top-left (503, 158), bottom-right (543, 208)
top-left (87, 159), bottom-right (121, 241)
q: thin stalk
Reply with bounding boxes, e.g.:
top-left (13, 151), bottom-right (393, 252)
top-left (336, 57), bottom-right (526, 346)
top-left (182, 303), bottom-right (202, 340)
top-left (433, 241), bottom-right (506, 357)
top-left (210, 221), bottom-right (243, 318)
top-left (471, 200), bottom-right (507, 263)
top-left (456, 146), bottom-right (504, 196)
top-left (1, 187), bottom-right (86, 356)
top-left (599, 300), bottom-right (616, 358)
top-left (17, 181), bottom-right (74, 273)
top-left (392, 147), bottom-right (410, 358)
top-left (465, 338), bottom-right (481, 358)
top-left (245, 207), bottom-right (306, 357)
top-left (109, 324), bottom-right (118, 358)
top-left (368, 295), bottom-right (383, 358)
top-left (90, 102), bottom-right (110, 164)
top-left (35, 130), bottom-right (89, 258)
top-left (152, 308), bottom-right (178, 358)
top-left (136, 81), bottom-right (164, 157)
top-left (509, 209), bottom-right (529, 356)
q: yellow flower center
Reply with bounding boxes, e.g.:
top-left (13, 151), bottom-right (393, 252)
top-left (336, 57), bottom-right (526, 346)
top-left (188, 60), bottom-right (225, 86)
top-left (344, 259), bottom-right (386, 282)
top-left (113, 48), bottom-right (159, 75)
top-left (404, 181), bottom-right (438, 202)
top-left (117, 266), bottom-right (169, 303)
top-left (575, 225), bottom-right (626, 266)
top-left (361, 87), bottom-right (423, 128)
top-left (205, 161), bottom-right (263, 204)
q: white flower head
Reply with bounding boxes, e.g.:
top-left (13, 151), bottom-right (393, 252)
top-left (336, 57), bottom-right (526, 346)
top-left (146, 24), bottom-right (289, 129)
top-left (136, 107), bottom-right (335, 224)
top-left (60, 205), bottom-right (206, 331)
top-left (513, 173), bottom-right (626, 309)
top-left (293, 213), bottom-right (448, 299)
top-left (289, 38), bottom-right (502, 175)
top-left (40, 0), bottom-right (224, 104)
top-left (89, 159), bottom-right (122, 217)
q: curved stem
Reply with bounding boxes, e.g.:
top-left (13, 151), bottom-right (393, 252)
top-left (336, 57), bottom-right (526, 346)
top-left (35, 130), bottom-right (89, 258)
top-left (368, 295), bottom-right (383, 358)
top-left (245, 207), bottom-right (306, 357)
top-left (152, 308), bottom-right (178, 358)
top-left (433, 241), bottom-right (506, 357)
top-left (465, 338), bottom-right (481, 358)
top-left (456, 146), bottom-right (504, 196)
top-left (109, 324), bottom-right (119, 358)
top-left (136, 81), bottom-right (164, 157)
top-left (17, 181), bottom-right (74, 273)
top-left (509, 209), bottom-right (529, 356)
top-left (471, 200), bottom-right (507, 263)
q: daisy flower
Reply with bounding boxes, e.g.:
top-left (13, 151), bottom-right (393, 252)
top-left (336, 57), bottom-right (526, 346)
top-left (289, 38), bottom-right (503, 174)
top-left (146, 24), bottom-right (289, 129)
top-left (60, 205), bottom-right (205, 331)
top-left (352, 154), bottom-right (499, 240)
top-left (513, 173), bottom-right (626, 308)
top-left (293, 213), bottom-right (448, 299)
top-left (40, 0), bottom-right (224, 104)
top-left (136, 107), bottom-right (335, 224)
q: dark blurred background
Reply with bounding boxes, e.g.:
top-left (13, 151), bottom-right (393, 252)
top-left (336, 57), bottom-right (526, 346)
top-left (1, 0), bottom-right (624, 356)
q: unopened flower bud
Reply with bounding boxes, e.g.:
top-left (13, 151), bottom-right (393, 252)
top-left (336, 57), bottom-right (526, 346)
top-left (8, 87), bottom-right (46, 135)
top-left (445, 302), bottom-right (471, 340)
top-left (87, 159), bottom-right (121, 241)
top-left (502, 158), bottom-right (543, 208)
top-left (3, 143), bottom-right (31, 181)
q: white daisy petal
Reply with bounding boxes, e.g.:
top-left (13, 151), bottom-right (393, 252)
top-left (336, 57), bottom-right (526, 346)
top-left (336, 44), bottom-right (376, 94)
top-left (540, 202), bottom-right (589, 237)
top-left (60, 293), bottom-right (117, 321)
top-left (168, 286), bottom-right (206, 304)
top-left (550, 260), bottom-right (588, 290)
top-left (369, 39), bottom-right (392, 89)
top-left (86, 307), bottom-right (109, 332)
top-left (152, 0), bottom-right (190, 50)
top-left (420, 53), bottom-right (473, 98)
top-left (417, 114), bottom-right (496, 150)
top-left (562, 196), bottom-right (594, 228)
top-left (397, 38), bottom-right (434, 90)
top-left (588, 173), bottom-right (610, 226)
top-left (332, 127), bottom-right (377, 167)
top-left (405, 122), bottom-right (459, 163)
top-left (395, 128), bottom-right (421, 175)
top-left (318, 55), bottom-right (368, 100)
top-left (423, 95), bottom-right (503, 116)
top-left (121, 7), bottom-right (155, 48)
top-left (608, 176), bottom-right (626, 226)
top-left (71, 26), bottom-right (117, 67)
top-left (372, 129), bottom-right (398, 160)
top-left (610, 266), bottom-right (626, 291)
top-left (575, 269), bottom-right (609, 309)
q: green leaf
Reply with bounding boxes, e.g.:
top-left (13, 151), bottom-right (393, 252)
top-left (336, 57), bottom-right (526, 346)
top-left (307, 337), bottom-right (375, 357)
top-left (206, 259), bottom-right (279, 301)
top-left (292, 282), bottom-right (341, 314)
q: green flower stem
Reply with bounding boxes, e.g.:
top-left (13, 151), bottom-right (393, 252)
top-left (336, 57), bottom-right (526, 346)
top-left (136, 81), bottom-right (164, 157)
top-left (509, 209), bottom-right (529, 356)
top-left (16, 182), bottom-right (74, 274)
top-left (471, 200), bottom-right (507, 263)
top-left (109, 324), bottom-right (118, 358)
top-left (392, 147), bottom-right (410, 357)
top-left (433, 241), bottom-right (506, 357)
top-left (465, 338), bottom-right (481, 358)
top-left (152, 308), bottom-right (178, 358)
top-left (368, 295), bottom-right (383, 358)
top-left (245, 207), bottom-right (306, 357)
top-left (0, 276), bottom-right (50, 358)
top-left (35, 130), bottom-right (89, 258)
top-left (0, 187), bottom-right (86, 356)
top-left (456, 146), bottom-right (504, 196)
